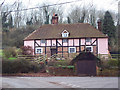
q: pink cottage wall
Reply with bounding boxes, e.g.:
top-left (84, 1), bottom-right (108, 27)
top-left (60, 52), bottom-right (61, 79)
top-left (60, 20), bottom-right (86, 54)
top-left (24, 40), bottom-right (34, 55)
top-left (24, 38), bottom-right (108, 55)
top-left (98, 38), bottom-right (108, 54)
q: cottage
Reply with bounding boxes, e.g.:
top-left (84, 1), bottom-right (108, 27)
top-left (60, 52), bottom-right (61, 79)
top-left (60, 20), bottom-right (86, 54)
top-left (24, 14), bottom-right (108, 57)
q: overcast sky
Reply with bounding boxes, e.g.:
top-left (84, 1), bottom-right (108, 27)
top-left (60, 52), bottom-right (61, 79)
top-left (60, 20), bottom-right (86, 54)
top-left (1, 0), bottom-right (119, 13)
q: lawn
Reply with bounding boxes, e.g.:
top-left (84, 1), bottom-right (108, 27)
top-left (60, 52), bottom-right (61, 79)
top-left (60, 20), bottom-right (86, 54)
top-left (8, 57), bottom-right (17, 60)
top-left (0, 49), bottom-right (3, 57)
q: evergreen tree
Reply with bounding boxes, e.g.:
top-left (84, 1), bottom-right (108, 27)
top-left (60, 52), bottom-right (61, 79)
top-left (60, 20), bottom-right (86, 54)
top-left (44, 7), bottom-right (49, 24)
top-left (102, 11), bottom-right (116, 45)
top-left (67, 17), bottom-right (71, 24)
top-left (26, 17), bottom-right (33, 25)
top-left (8, 14), bottom-right (13, 28)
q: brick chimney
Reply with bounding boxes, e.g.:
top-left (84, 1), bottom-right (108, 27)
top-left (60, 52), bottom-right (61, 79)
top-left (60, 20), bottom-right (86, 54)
top-left (52, 13), bottom-right (58, 24)
top-left (97, 19), bottom-right (102, 31)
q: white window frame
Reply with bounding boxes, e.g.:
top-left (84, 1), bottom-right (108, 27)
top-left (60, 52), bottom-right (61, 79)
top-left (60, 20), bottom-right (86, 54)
top-left (35, 47), bottom-right (43, 54)
top-left (41, 40), bottom-right (46, 43)
top-left (69, 47), bottom-right (76, 53)
top-left (62, 30), bottom-right (69, 37)
top-left (86, 46), bottom-right (93, 52)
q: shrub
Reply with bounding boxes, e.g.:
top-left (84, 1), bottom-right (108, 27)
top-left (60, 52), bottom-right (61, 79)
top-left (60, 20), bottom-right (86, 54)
top-left (99, 59), bottom-right (119, 70)
top-left (2, 58), bottom-right (45, 74)
top-left (47, 66), bottom-right (75, 76)
top-left (108, 59), bottom-right (118, 68)
top-left (3, 47), bottom-right (17, 58)
top-left (48, 61), bottom-right (70, 67)
top-left (21, 46), bottom-right (33, 55)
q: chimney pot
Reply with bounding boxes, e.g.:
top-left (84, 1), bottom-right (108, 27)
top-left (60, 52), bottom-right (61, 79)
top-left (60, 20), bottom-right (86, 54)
top-left (97, 19), bottom-right (102, 31)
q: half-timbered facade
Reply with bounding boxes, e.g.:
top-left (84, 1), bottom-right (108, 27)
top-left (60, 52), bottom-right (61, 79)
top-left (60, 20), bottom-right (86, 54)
top-left (24, 14), bottom-right (108, 57)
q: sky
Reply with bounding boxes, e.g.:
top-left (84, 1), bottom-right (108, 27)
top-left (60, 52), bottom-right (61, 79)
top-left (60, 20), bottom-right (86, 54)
top-left (1, 0), bottom-right (119, 13)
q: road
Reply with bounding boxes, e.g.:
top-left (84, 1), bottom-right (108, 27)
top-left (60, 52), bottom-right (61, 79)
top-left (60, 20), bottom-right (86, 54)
top-left (1, 77), bottom-right (118, 88)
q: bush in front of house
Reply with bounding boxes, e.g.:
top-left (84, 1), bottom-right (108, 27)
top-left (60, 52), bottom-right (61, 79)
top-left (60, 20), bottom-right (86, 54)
top-left (100, 59), bottom-right (119, 69)
top-left (47, 66), bottom-right (75, 76)
top-left (2, 58), bottom-right (45, 74)
top-left (47, 60), bottom-right (70, 67)
top-left (20, 46), bottom-right (33, 55)
top-left (3, 47), bottom-right (17, 58)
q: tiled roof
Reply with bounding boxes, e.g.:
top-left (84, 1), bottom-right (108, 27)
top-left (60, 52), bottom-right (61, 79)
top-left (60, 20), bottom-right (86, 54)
top-left (24, 23), bottom-right (107, 40)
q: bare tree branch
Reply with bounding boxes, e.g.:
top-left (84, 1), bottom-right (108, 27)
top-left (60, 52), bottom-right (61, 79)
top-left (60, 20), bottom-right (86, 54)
top-left (0, 0), bottom-right (5, 7)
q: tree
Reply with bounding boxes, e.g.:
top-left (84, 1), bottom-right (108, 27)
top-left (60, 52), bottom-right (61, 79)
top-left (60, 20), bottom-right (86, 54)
top-left (68, 6), bottom-right (88, 24)
top-left (102, 11), bottom-right (116, 45)
top-left (26, 17), bottom-right (33, 25)
top-left (44, 6), bottom-right (49, 24)
top-left (67, 17), bottom-right (71, 24)
top-left (8, 14), bottom-right (13, 28)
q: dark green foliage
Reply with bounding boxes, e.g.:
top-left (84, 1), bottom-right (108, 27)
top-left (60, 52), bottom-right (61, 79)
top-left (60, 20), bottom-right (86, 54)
top-left (8, 14), bottom-right (13, 28)
top-left (2, 25), bottom-right (38, 48)
top-left (90, 14), bottom-right (96, 28)
top-left (26, 18), bottom-right (33, 25)
top-left (48, 61), bottom-right (70, 67)
top-left (2, 58), bottom-right (45, 74)
top-left (67, 17), bottom-right (71, 24)
top-left (44, 7), bottom-right (49, 24)
top-left (2, 12), bottom-right (8, 28)
top-left (102, 11), bottom-right (116, 45)
top-left (21, 46), bottom-right (33, 55)
top-left (3, 47), bottom-right (17, 58)
top-left (2, 13), bottom-right (13, 29)
top-left (47, 66), bottom-right (75, 76)
top-left (100, 59), bottom-right (119, 69)
top-left (108, 60), bottom-right (119, 68)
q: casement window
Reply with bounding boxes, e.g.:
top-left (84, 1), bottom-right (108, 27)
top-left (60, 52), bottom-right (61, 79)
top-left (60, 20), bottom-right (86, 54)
top-left (69, 47), bottom-right (76, 53)
top-left (63, 39), bottom-right (68, 43)
top-left (62, 30), bottom-right (69, 37)
top-left (86, 38), bottom-right (92, 42)
top-left (41, 40), bottom-right (46, 43)
top-left (86, 46), bottom-right (93, 52)
top-left (35, 47), bottom-right (43, 54)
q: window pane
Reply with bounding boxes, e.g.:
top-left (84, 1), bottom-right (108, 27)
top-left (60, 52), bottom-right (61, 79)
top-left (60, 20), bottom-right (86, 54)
top-left (69, 47), bottom-right (76, 53)
top-left (63, 39), bottom-right (68, 43)
top-left (41, 40), bottom-right (46, 43)
top-left (36, 48), bottom-right (42, 54)
top-left (70, 48), bottom-right (74, 53)
top-left (86, 47), bottom-right (91, 52)
top-left (86, 38), bottom-right (92, 42)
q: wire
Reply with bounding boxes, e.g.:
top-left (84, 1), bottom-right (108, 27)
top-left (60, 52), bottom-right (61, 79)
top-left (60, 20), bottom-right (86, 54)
top-left (1, 0), bottom-right (82, 13)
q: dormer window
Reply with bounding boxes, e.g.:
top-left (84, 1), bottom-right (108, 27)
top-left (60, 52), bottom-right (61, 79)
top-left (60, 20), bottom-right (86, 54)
top-left (62, 30), bottom-right (69, 37)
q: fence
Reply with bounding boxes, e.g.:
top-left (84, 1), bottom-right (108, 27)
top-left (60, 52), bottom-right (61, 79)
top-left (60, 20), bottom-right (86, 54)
top-left (97, 54), bottom-right (120, 60)
top-left (18, 54), bottom-right (120, 61)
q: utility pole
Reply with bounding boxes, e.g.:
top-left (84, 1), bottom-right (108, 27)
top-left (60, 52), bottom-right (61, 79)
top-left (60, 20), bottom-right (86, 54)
top-left (0, 2), bottom-right (2, 89)
top-left (118, 1), bottom-right (120, 25)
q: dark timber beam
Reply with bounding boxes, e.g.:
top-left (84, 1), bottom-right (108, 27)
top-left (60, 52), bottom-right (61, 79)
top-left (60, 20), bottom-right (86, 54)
top-left (45, 39), bottom-right (47, 55)
top-left (79, 38), bottom-right (81, 53)
top-left (56, 39), bottom-right (58, 54)
top-left (67, 39), bottom-right (69, 57)
top-left (34, 40), bottom-right (36, 55)
top-left (62, 39), bottom-right (63, 57)
top-left (91, 39), bottom-right (97, 45)
top-left (96, 38), bottom-right (98, 55)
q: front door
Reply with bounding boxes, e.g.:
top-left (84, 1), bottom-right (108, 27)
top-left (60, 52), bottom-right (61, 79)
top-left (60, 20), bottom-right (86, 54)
top-left (51, 48), bottom-right (57, 56)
